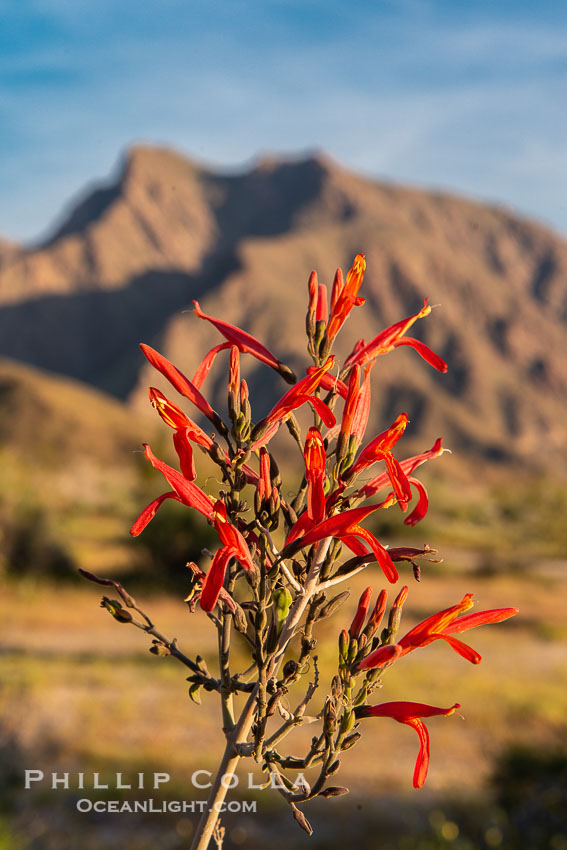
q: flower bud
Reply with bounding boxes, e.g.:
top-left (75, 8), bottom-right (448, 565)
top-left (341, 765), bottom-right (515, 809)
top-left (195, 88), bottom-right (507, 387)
top-left (349, 586), bottom-right (372, 640)
top-left (338, 629), bottom-right (349, 661)
top-left (363, 589), bottom-right (388, 640)
top-left (239, 379), bottom-right (251, 439)
top-left (228, 346), bottom-right (241, 421)
top-left (100, 597), bottom-right (133, 623)
top-left (273, 586), bottom-right (293, 626)
top-left (319, 590), bottom-right (350, 621)
top-left (342, 732), bottom-right (361, 750)
top-left (347, 638), bottom-right (358, 663)
top-left (330, 266), bottom-right (344, 314)
top-left (384, 585), bottom-right (409, 642)
top-left (306, 270), bottom-right (319, 342)
top-left (319, 786), bottom-right (349, 798)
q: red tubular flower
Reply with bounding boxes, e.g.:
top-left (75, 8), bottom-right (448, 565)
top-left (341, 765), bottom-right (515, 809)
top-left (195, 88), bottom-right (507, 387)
top-left (349, 586), bottom-right (372, 639)
top-left (229, 345), bottom-right (240, 394)
top-left (366, 588), bottom-right (388, 635)
top-left (199, 501), bottom-right (258, 611)
top-left (172, 429), bottom-right (197, 481)
top-left (200, 547), bottom-right (233, 612)
top-left (130, 444), bottom-right (214, 536)
top-left (260, 447), bottom-right (271, 494)
top-left (251, 357), bottom-right (337, 448)
top-left (140, 344), bottom-right (222, 430)
top-left (192, 342), bottom-right (232, 390)
top-left (211, 500), bottom-right (256, 573)
top-left (344, 300), bottom-right (448, 373)
top-left (142, 444), bottom-right (214, 517)
top-left (227, 345), bottom-right (241, 421)
top-left (307, 271), bottom-right (318, 321)
top-left (345, 413), bottom-right (412, 507)
top-left (398, 594), bottom-right (519, 664)
top-left (254, 447), bottom-right (271, 510)
top-left (355, 642), bottom-right (402, 671)
top-left (326, 254), bottom-right (366, 341)
top-left (339, 365), bottom-right (361, 443)
top-left (284, 503), bottom-right (398, 584)
top-left (330, 267), bottom-right (344, 315)
top-left (307, 367), bottom-right (349, 399)
top-left (355, 701), bottom-right (460, 788)
top-left (350, 363), bottom-right (373, 444)
top-left (148, 388), bottom-right (214, 448)
top-left (193, 300), bottom-right (296, 384)
top-left (316, 283), bottom-right (329, 323)
top-left (130, 491), bottom-right (181, 537)
top-left (304, 427), bottom-right (326, 523)
top-left (148, 387), bottom-right (217, 482)
top-left (350, 412), bottom-right (409, 470)
top-left (359, 438), bottom-right (446, 500)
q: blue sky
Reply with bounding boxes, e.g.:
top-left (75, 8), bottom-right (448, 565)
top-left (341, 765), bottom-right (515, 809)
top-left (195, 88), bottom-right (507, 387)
top-left (2, 0), bottom-right (567, 243)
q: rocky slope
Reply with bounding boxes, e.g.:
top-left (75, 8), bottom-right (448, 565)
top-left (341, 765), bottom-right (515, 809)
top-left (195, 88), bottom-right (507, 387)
top-left (2, 145), bottom-right (567, 476)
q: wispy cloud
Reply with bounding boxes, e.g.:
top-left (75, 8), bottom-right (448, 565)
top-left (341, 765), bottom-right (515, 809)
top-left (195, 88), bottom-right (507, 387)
top-left (1, 1), bottom-right (567, 241)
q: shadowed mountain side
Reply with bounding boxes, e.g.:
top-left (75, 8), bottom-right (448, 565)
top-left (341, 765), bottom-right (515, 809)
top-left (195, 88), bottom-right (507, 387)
top-left (0, 148), bottom-right (219, 303)
top-left (0, 148), bottom-right (334, 306)
top-left (0, 269), bottom-right (217, 398)
top-left (132, 227), bottom-right (567, 475)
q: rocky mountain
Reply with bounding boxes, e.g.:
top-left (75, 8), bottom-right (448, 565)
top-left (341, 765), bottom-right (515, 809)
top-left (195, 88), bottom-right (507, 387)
top-left (2, 145), bottom-right (567, 477)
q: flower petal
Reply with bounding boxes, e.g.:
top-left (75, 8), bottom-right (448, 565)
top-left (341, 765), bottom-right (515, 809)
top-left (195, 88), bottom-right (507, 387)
top-left (352, 525), bottom-right (398, 583)
top-left (403, 477), bottom-right (429, 526)
top-left (440, 634), bottom-right (482, 664)
top-left (212, 500), bottom-right (255, 571)
top-left (130, 491), bottom-right (181, 537)
top-left (193, 300), bottom-right (296, 383)
top-left (200, 547), bottom-right (233, 612)
top-left (192, 343), bottom-right (232, 390)
top-left (393, 337), bottom-right (448, 373)
top-left (142, 443), bottom-right (214, 519)
top-left (349, 586), bottom-right (372, 639)
top-left (173, 428), bottom-right (197, 481)
top-left (355, 642), bottom-right (402, 672)
top-left (403, 717), bottom-right (430, 789)
top-left (307, 394), bottom-right (336, 427)
top-left (140, 344), bottom-right (221, 429)
top-left (445, 607), bottom-right (519, 634)
top-left (304, 428), bottom-right (326, 524)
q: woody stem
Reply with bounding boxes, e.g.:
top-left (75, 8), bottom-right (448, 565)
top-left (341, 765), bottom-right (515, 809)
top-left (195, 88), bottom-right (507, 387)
top-left (271, 537), bottom-right (333, 672)
top-left (189, 685), bottom-right (259, 850)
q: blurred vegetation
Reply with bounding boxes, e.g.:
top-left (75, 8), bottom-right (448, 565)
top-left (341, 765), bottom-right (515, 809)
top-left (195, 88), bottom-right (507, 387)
top-left (0, 497), bottom-right (76, 580)
top-left (1, 564), bottom-right (565, 850)
top-left (128, 499), bottom-right (216, 593)
top-left (2, 369), bottom-right (566, 848)
top-left (492, 742), bottom-right (567, 850)
top-left (3, 464), bottom-right (567, 587)
top-left (371, 470), bottom-right (567, 565)
top-left (1, 738), bottom-right (566, 849)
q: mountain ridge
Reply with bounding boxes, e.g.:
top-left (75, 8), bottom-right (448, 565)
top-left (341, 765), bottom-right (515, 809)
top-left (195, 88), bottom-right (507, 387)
top-left (2, 144), bottom-right (567, 476)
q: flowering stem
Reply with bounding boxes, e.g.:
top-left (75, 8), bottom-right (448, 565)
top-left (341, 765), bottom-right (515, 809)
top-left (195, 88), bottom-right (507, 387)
top-left (317, 562), bottom-right (371, 591)
top-left (218, 610), bottom-right (235, 730)
top-left (271, 537), bottom-right (333, 670)
top-left (189, 685), bottom-right (259, 850)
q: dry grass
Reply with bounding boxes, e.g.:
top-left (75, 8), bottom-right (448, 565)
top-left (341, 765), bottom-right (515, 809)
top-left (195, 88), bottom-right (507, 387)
top-left (1, 554), bottom-right (565, 799)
